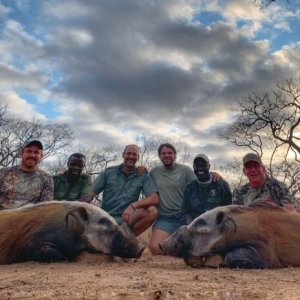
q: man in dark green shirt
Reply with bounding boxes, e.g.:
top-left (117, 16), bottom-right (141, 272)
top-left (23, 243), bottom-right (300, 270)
top-left (181, 153), bottom-right (232, 224)
top-left (53, 153), bottom-right (93, 203)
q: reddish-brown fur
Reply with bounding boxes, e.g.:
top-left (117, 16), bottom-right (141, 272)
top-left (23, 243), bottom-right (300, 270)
top-left (216, 203), bottom-right (300, 268)
top-left (0, 203), bottom-right (69, 264)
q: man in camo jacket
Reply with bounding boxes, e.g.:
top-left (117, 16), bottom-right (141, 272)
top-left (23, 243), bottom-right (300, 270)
top-left (0, 140), bottom-right (53, 210)
top-left (233, 153), bottom-right (296, 212)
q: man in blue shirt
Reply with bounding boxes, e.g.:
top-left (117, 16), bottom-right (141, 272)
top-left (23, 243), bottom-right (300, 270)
top-left (93, 144), bottom-right (159, 236)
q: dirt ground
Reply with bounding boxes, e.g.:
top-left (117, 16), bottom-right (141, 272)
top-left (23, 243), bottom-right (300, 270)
top-left (1, 241), bottom-right (300, 300)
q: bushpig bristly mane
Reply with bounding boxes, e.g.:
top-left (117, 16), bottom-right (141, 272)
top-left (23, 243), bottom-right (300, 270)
top-left (221, 201), bottom-right (300, 268)
top-left (0, 202), bottom-right (72, 263)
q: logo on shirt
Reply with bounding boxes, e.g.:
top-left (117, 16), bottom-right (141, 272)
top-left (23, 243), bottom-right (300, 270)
top-left (209, 189), bottom-right (217, 197)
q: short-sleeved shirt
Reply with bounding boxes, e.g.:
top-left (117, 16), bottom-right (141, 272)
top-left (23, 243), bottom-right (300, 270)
top-left (182, 178), bottom-right (232, 221)
top-left (92, 164), bottom-right (158, 218)
top-left (53, 172), bottom-right (93, 201)
top-left (0, 165), bottom-right (53, 210)
top-left (150, 163), bottom-right (195, 217)
top-left (233, 177), bottom-right (293, 206)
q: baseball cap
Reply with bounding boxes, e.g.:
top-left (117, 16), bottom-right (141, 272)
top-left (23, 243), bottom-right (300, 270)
top-left (24, 140), bottom-right (43, 150)
top-left (242, 153), bottom-right (262, 166)
top-left (193, 153), bottom-right (209, 164)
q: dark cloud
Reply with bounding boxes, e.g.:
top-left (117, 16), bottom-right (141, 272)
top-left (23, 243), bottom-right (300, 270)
top-left (1, 0), bottom-right (300, 163)
top-left (41, 1), bottom-right (282, 123)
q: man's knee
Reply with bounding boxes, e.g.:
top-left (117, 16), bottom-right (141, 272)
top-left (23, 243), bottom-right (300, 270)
top-left (148, 229), bottom-right (170, 256)
top-left (146, 205), bottom-right (158, 223)
top-left (149, 240), bottom-right (161, 255)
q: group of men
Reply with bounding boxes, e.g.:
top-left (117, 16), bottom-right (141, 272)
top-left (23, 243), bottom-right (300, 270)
top-left (0, 140), bottom-right (296, 255)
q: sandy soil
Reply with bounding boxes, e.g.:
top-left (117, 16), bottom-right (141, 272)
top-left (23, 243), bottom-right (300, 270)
top-left (1, 245), bottom-right (300, 300)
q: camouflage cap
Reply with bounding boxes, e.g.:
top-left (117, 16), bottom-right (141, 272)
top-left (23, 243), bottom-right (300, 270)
top-left (24, 140), bottom-right (43, 150)
top-left (242, 153), bottom-right (262, 166)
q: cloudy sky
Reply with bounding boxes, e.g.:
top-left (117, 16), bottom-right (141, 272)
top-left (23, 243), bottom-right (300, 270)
top-left (1, 0), bottom-right (300, 166)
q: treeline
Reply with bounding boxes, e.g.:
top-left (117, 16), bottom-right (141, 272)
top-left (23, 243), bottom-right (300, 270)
top-left (1, 75), bottom-right (300, 207)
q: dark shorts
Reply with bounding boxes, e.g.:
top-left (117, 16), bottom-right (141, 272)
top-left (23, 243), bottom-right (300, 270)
top-left (113, 215), bottom-right (124, 225)
top-left (152, 213), bottom-right (186, 234)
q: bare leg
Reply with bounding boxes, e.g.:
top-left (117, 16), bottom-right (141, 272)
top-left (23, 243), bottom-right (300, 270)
top-left (149, 229), bottom-right (170, 255)
top-left (130, 206), bottom-right (157, 237)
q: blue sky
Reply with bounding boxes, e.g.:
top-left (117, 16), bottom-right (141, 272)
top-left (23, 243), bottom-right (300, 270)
top-left (1, 0), bottom-right (300, 166)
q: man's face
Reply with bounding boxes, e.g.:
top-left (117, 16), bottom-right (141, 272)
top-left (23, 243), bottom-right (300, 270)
top-left (193, 158), bottom-right (210, 180)
top-left (21, 145), bottom-right (43, 171)
top-left (67, 156), bottom-right (85, 176)
top-left (122, 145), bottom-right (139, 168)
top-left (243, 161), bottom-right (266, 187)
top-left (159, 146), bottom-right (176, 168)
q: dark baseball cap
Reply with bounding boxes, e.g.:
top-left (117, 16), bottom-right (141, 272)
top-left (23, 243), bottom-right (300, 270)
top-left (24, 140), bottom-right (43, 150)
top-left (242, 153), bottom-right (262, 166)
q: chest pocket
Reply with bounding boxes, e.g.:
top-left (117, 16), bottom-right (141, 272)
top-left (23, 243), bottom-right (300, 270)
top-left (206, 189), bottom-right (221, 210)
top-left (127, 179), bottom-right (144, 201)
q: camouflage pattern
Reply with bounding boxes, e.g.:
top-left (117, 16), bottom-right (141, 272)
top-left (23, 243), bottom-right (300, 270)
top-left (0, 165), bottom-right (53, 210)
top-left (233, 177), bottom-right (293, 206)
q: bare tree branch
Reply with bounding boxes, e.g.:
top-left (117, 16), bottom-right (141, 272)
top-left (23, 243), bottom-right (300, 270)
top-left (221, 75), bottom-right (300, 203)
top-left (0, 107), bottom-right (74, 167)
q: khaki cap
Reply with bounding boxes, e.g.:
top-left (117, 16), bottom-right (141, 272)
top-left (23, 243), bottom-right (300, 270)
top-left (243, 153), bottom-right (262, 166)
top-left (194, 153), bottom-right (209, 164)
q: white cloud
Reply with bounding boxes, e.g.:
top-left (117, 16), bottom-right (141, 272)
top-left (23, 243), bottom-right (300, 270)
top-left (42, 1), bottom-right (91, 20)
top-left (1, 91), bottom-right (46, 120)
top-left (0, 3), bottom-right (11, 19)
top-left (0, 0), bottom-right (299, 165)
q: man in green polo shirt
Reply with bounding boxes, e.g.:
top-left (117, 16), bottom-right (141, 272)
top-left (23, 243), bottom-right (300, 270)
top-left (53, 153), bottom-right (93, 203)
top-left (92, 144), bottom-right (159, 236)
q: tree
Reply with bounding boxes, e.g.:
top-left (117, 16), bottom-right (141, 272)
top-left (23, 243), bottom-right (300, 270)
top-left (47, 132), bottom-right (192, 181)
top-left (136, 132), bottom-right (192, 169)
top-left (45, 145), bottom-right (121, 178)
top-left (255, 0), bottom-right (290, 7)
top-left (0, 105), bottom-right (74, 167)
top-left (222, 76), bottom-right (300, 204)
top-left (216, 158), bottom-right (246, 191)
top-left (224, 76), bottom-right (300, 159)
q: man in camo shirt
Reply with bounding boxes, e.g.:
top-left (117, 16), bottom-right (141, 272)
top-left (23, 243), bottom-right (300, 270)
top-left (0, 140), bottom-right (53, 210)
top-left (233, 153), bottom-right (296, 211)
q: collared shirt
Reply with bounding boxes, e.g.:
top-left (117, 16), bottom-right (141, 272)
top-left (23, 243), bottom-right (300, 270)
top-left (53, 172), bottom-right (93, 201)
top-left (92, 164), bottom-right (158, 218)
top-left (0, 165), bottom-right (53, 210)
top-left (182, 178), bottom-right (232, 221)
top-left (233, 177), bottom-right (293, 206)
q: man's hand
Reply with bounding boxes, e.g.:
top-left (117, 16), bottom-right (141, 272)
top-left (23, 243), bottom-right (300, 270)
top-left (123, 203), bottom-right (136, 224)
top-left (136, 166), bottom-right (148, 176)
top-left (211, 171), bottom-right (222, 182)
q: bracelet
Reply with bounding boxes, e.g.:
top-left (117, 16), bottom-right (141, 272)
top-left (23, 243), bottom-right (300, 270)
top-left (131, 204), bottom-right (136, 211)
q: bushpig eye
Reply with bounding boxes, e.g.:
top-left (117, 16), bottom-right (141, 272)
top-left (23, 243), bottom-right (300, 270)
top-left (98, 218), bottom-right (109, 225)
top-left (194, 218), bottom-right (207, 227)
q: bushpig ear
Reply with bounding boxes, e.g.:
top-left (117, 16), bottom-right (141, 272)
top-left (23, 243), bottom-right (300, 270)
top-left (216, 211), bottom-right (225, 225)
top-left (216, 211), bottom-right (236, 234)
top-left (65, 207), bottom-right (88, 233)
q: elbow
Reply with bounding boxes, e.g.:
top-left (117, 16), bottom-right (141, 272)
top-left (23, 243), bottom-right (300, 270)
top-left (153, 193), bottom-right (160, 206)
